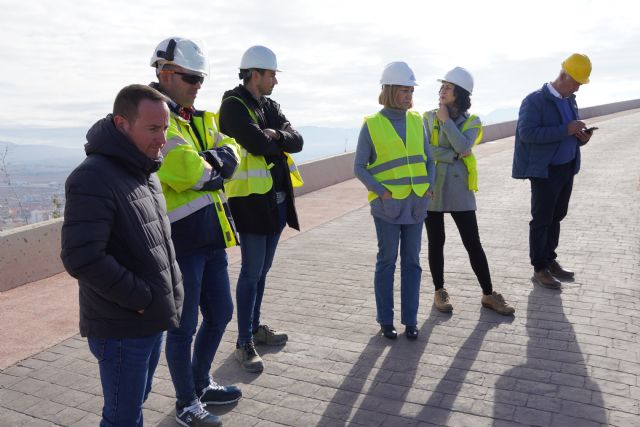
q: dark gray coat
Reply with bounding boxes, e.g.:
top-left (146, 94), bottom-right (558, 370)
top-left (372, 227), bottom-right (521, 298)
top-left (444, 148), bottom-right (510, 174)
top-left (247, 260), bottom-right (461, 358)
top-left (61, 116), bottom-right (183, 338)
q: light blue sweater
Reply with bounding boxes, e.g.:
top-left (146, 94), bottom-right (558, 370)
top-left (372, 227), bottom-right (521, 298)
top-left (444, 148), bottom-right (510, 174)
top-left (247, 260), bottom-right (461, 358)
top-left (354, 107), bottom-right (435, 224)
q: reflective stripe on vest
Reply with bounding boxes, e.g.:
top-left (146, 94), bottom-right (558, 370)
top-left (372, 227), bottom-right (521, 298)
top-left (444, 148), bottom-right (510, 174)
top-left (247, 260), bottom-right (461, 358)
top-left (221, 96), bottom-right (303, 198)
top-left (425, 110), bottom-right (483, 192)
top-left (159, 114), bottom-right (237, 248)
top-left (365, 111), bottom-right (429, 203)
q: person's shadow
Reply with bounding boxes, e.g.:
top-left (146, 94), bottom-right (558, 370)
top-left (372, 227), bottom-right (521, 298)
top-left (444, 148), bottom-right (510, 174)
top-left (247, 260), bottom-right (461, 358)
top-left (318, 305), bottom-right (514, 426)
top-left (493, 285), bottom-right (607, 425)
top-left (316, 306), bottom-right (448, 426)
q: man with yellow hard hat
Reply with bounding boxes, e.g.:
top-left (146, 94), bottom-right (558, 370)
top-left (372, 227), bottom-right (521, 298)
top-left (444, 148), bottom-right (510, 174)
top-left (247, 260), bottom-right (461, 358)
top-left (512, 53), bottom-right (593, 289)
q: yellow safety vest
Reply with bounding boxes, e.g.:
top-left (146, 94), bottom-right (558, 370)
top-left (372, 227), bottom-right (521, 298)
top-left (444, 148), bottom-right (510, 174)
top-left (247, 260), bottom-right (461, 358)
top-left (364, 111), bottom-right (429, 203)
top-left (157, 111), bottom-right (239, 248)
top-left (220, 96), bottom-right (303, 198)
top-left (425, 110), bottom-right (483, 192)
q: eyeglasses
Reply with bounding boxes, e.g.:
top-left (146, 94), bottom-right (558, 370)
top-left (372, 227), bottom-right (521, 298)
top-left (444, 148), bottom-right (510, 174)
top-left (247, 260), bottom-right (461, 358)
top-left (161, 70), bottom-right (204, 85)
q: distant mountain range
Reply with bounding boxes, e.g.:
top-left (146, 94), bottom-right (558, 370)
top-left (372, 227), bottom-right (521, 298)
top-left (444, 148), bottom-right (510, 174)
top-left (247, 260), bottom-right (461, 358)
top-left (0, 126), bottom-right (362, 175)
top-left (0, 141), bottom-right (85, 176)
top-left (0, 108), bottom-right (518, 177)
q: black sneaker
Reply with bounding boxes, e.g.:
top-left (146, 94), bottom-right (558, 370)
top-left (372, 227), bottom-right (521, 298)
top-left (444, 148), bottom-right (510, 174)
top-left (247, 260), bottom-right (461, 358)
top-left (175, 400), bottom-right (221, 427)
top-left (199, 375), bottom-right (242, 406)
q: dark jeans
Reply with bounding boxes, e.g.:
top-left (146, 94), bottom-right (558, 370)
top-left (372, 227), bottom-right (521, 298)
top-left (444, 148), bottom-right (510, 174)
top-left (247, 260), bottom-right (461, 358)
top-left (236, 202), bottom-right (286, 345)
top-left (425, 210), bottom-right (493, 295)
top-left (529, 162), bottom-right (575, 271)
top-left (165, 246), bottom-right (233, 406)
top-left (88, 333), bottom-right (163, 427)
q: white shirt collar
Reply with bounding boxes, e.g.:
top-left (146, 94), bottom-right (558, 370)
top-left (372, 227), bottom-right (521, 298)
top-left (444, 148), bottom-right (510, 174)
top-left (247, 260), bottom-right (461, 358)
top-left (546, 82), bottom-right (564, 99)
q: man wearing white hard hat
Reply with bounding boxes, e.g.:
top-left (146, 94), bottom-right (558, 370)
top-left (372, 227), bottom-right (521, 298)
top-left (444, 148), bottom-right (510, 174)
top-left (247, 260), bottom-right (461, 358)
top-left (218, 45), bottom-right (303, 373)
top-left (150, 37), bottom-right (242, 427)
top-left (513, 53), bottom-right (593, 290)
top-left (354, 61), bottom-right (435, 340)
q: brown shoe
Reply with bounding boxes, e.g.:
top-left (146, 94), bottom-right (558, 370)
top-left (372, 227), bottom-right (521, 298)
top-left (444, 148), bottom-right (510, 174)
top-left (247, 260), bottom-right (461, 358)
top-left (549, 260), bottom-right (574, 281)
top-left (532, 269), bottom-right (561, 289)
top-left (434, 288), bottom-right (453, 312)
top-left (482, 292), bottom-right (515, 316)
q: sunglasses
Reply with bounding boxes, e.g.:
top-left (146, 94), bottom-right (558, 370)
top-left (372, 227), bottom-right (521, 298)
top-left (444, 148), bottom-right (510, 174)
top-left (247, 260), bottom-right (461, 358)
top-left (161, 70), bottom-right (204, 85)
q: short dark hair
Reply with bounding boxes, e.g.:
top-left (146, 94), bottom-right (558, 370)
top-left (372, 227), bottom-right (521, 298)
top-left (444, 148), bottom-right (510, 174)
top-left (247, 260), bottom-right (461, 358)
top-left (453, 85), bottom-right (471, 113)
top-left (239, 68), bottom-right (267, 85)
top-left (113, 84), bottom-right (169, 123)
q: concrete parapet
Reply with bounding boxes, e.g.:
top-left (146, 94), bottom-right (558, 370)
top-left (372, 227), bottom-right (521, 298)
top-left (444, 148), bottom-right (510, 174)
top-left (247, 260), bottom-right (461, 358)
top-left (0, 218), bottom-right (63, 292)
top-left (294, 151), bottom-right (356, 197)
top-left (579, 98), bottom-right (640, 119)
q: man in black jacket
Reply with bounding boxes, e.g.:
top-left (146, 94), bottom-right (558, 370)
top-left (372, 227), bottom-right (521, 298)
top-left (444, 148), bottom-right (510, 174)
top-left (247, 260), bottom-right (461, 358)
top-left (219, 45), bottom-right (303, 373)
top-left (61, 84), bottom-right (183, 427)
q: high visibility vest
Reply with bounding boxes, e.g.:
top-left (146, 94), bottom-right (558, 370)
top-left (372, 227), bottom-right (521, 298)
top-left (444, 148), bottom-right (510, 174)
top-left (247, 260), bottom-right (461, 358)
top-left (425, 110), bottom-right (483, 192)
top-left (157, 111), bottom-right (239, 248)
top-left (220, 96), bottom-right (303, 198)
top-left (364, 111), bottom-right (429, 203)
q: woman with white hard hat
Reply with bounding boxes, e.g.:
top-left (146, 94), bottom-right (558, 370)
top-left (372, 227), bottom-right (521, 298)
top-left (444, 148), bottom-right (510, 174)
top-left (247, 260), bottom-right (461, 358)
top-left (354, 61), bottom-right (435, 340)
top-left (423, 67), bottom-right (515, 315)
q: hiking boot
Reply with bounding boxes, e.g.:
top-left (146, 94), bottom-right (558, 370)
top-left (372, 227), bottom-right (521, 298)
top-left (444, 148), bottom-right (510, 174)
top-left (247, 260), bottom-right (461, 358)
top-left (481, 292), bottom-right (516, 316)
top-left (253, 324), bottom-right (288, 346)
top-left (176, 400), bottom-right (221, 427)
top-left (532, 269), bottom-right (561, 289)
top-left (434, 288), bottom-right (453, 312)
top-left (234, 341), bottom-right (264, 373)
top-left (549, 260), bottom-right (574, 281)
top-left (198, 375), bottom-right (242, 406)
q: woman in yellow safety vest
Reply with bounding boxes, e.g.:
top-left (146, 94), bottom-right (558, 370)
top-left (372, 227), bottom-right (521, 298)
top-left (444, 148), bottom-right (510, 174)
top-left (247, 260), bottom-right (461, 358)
top-left (423, 67), bottom-right (515, 316)
top-left (354, 62), bottom-right (435, 340)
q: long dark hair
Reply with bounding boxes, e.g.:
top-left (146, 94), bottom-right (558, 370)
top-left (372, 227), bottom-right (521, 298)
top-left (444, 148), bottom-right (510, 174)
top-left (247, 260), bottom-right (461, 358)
top-left (453, 85), bottom-right (471, 113)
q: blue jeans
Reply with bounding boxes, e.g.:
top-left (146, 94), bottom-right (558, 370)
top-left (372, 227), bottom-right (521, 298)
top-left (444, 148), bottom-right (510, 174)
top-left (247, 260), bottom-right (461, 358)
top-left (165, 246), bottom-right (233, 406)
top-left (88, 333), bottom-right (163, 427)
top-left (236, 201), bottom-right (286, 345)
top-left (236, 232), bottom-right (282, 344)
top-left (373, 217), bottom-right (423, 327)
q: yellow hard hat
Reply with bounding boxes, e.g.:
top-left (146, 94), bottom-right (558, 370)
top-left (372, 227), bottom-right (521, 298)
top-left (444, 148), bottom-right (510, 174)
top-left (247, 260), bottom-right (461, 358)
top-left (562, 53), bottom-right (591, 84)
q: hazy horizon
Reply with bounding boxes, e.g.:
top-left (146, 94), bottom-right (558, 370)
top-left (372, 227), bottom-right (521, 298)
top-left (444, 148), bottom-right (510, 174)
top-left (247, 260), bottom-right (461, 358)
top-left (2, 0), bottom-right (639, 162)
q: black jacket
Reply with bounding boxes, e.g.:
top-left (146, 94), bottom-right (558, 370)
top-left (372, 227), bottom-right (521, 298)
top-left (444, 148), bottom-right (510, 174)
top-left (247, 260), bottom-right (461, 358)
top-left (61, 116), bottom-right (183, 338)
top-left (218, 85), bottom-right (303, 234)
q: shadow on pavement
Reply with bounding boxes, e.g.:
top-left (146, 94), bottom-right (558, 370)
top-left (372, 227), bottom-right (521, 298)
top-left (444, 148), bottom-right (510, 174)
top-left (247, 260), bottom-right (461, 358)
top-left (493, 285), bottom-right (607, 426)
top-left (318, 304), bottom-right (514, 426)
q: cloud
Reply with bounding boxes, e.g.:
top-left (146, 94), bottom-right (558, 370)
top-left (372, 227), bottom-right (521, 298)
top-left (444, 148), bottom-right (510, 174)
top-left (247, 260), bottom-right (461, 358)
top-left (2, 0), bottom-right (639, 131)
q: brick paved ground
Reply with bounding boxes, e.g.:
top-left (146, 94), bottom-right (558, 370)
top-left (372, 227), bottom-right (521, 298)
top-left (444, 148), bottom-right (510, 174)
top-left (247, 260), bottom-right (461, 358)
top-left (1, 110), bottom-right (639, 426)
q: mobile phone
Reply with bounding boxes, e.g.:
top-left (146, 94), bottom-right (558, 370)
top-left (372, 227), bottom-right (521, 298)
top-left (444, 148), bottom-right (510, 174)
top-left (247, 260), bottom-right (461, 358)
top-left (584, 126), bottom-right (598, 133)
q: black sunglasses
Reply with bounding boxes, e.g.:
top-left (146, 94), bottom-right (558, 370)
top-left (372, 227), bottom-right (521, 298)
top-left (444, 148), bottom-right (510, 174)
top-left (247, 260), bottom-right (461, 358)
top-left (161, 70), bottom-right (204, 85)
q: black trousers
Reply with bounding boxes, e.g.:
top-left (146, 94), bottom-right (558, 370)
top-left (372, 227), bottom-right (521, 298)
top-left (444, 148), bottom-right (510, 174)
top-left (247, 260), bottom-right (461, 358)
top-left (529, 162), bottom-right (575, 271)
top-left (425, 211), bottom-right (493, 295)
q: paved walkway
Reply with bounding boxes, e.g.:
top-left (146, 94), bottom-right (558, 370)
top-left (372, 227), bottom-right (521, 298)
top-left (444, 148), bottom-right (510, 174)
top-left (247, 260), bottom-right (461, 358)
top-left (1, 110), bottom-right (639, 426)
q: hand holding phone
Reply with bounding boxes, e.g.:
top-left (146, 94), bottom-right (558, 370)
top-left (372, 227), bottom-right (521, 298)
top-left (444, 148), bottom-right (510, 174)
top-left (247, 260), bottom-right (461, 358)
top-left (584, 126), bottom-right (598, 134)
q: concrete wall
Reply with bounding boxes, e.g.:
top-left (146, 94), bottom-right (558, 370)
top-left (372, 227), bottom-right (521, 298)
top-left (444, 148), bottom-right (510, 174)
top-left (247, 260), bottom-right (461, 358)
top-left (294, 152), bottom-right (356, 197)
top-left (0, 218), bottom-right (63, 292)
top-left (2, 99), bottom-right (639, 292)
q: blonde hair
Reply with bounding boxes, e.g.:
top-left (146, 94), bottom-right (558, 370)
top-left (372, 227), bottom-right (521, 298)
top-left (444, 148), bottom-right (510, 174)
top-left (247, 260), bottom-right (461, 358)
top-left (378, 85), bottom-right (412, 109)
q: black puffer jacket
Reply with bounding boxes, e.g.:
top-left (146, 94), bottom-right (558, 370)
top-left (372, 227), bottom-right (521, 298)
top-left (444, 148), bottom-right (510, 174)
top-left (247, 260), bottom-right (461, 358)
top-left (219, 85), bottom-right (303, 234)
top-left (61, 116), bottom-right (183, 338)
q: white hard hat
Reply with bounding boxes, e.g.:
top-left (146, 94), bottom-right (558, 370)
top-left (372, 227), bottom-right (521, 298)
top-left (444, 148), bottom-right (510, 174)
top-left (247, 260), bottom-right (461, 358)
top-left (438, 67), bottom-right (474, 94)
top-left (150, 37), bottom-right (209, 76)
top-left (380, 62), bottom-right (418, 86)
top-left (240, 45), bottom-right (280, 71)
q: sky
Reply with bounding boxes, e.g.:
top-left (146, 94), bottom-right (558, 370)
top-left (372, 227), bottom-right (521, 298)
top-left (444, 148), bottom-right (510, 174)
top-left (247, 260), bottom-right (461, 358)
top-left (1, 0), bottom-right (640, 148)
